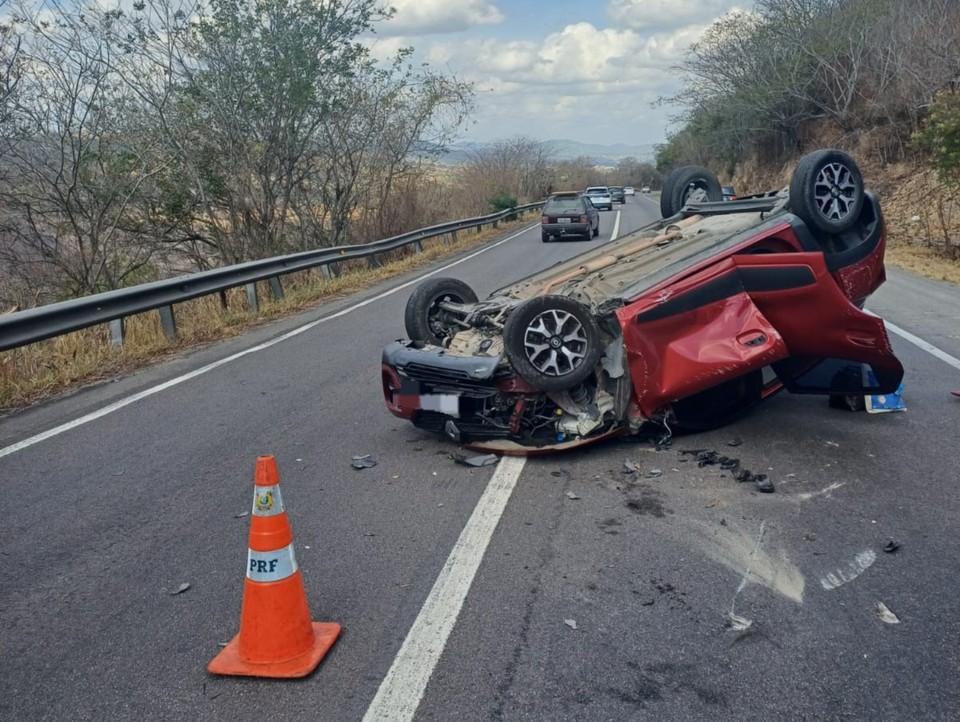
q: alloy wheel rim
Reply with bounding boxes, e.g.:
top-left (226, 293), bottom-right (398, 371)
top-left (521, 309), bottom-right (588, 376)
top-left (813, 162), bottom-right (857, 222)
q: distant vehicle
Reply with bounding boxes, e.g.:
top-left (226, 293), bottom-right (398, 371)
top-left (722, 185), bottom-right (738, 201)
top-left (641, 186), bottom-right (651, 194)
top-left (583, 186), bottom-right (613, 211)
top-left (608, 186), bottom-right (626, 203)
top-left (540, 192), bottom-right (599, 242)
top-left (624, 186), bottom-right (635, 196)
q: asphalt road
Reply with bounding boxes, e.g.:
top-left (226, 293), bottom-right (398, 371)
top-left (2, 193), bottom-right (959, 722)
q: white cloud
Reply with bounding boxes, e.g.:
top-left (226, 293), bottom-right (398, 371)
top-left (427, 21), bottom-right (707, 90)
top-left (607, 0), bottom-right (744, 31)
top-left (377, 0), bottom-right (504, 37)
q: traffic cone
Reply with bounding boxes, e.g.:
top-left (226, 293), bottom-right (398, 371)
top-left (208, 455), bottom-right (340, 678)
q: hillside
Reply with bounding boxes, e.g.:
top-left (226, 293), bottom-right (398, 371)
top-left (440, 139), bottom-right (656, 166)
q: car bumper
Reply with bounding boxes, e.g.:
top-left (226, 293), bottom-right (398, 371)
top-left (543, 223), bottom-right (591, 236)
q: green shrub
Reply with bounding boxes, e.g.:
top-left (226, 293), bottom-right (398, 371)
top-left (914, 90), bottom-right (960, 189)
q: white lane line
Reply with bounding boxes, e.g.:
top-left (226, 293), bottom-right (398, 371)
top-left (611, 208), bottom-right (621, 241)
top-left (0, 224), bottom-right (540, 460)
top-left (362, 455), bottom-right (526, 722)
top-left (883, 318), bottom-right (960, 372)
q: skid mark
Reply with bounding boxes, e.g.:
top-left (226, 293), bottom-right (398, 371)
top-left (796, 482), bottom-right (845, 501)
top-left (687, 520), bottom-right (805, 603)
top-left (819, 550), bottom-right (876, 590)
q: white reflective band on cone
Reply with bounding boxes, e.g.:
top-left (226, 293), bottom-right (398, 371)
top-left (251, 484), bottom-right (285, 517)
top-left (246, 544), bottom-right (298, 582)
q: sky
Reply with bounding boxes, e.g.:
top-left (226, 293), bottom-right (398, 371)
top-left (366, 0), bottom-right (749, 148)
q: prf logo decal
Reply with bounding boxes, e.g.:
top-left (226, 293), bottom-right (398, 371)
top-left (255, 490), bottom-right (274, 513)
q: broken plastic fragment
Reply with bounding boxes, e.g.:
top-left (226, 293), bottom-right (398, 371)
top-left (820, 550), bottom-right (877, 590)
top-left (171, 583), bottom-right (190, 596)
top-left (623, 459), bottom-right (642, 474)
top-left (727, 437), bottom-right (743, 447)
top-left (566, 491), bottom-right (580, 500)
top-left (875, 602), bottom-right (900, 624)
top-left (564, 619), bottom-right (578, 630)
top-left (754, 475), bottom-right (775, 493)
top-left (883, 540), bottom-right (901, 553)
top-left (233, 511), bottom-right (249, 518)
top-left (453, 453), bottom-right (499, 467)
top-left (352, 455), bottom-right (377, 469)
top-left (727, 613), bottom-right (752, 631)
top-left (645, 469), bottom-right (663, 478)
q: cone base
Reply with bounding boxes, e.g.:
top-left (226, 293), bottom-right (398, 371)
top-left (207, 622), bottom-right (341, 678)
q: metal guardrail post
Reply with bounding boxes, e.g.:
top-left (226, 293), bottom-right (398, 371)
top-left (269, 276), bottom-right (284, 300)
top-left (413, 239), bottom-right (423, 253)
top-left (159, 305), bottom-right (177, 341)
top-left (368, 255), bottom-right (382, 269)
top-left (246, 283), bottom-right (259, 312)
top-left (218, 290), bottom-right (229, 310)
top-left (110, 319), bottom-right (125, 347)
top-left (476, 224), bottom-right (482, 234)
top-left (450, 229), bottom-right (458, 244)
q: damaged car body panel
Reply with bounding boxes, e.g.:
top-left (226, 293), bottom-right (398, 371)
top-left (382, 150), bottom-right (904, 454)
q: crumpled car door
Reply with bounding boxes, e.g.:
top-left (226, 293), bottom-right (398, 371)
top-left (619, 258), bottom-right (790, 416)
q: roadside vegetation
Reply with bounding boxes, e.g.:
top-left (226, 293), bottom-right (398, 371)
top-left (656, 0), bottom-right (960, 268)
top-left (11, 0), bottom-right (956, 412)
top-left (0, 214), bottom-right (533, 410)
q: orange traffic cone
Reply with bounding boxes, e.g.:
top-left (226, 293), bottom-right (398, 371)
top-left (208, 455), bottom-right (340, 678)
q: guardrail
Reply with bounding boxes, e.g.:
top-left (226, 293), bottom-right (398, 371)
top-left (0, 202), bottom-right (545, 352)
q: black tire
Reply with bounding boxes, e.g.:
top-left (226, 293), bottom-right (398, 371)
top-left (404, 277), bottom-right (478, 344)
top-left (541, 230), bottom-right (550, 242)
top-left (503, 296), bottom-right (602, 391)
top-left (670, 370), bottom-right (763, 432)
top-left (788, 149), bottom-right (864, 234)
top-left (592, 221), bottom-right (599, 238)
top-left (659, 165), bottom-right (722, 218)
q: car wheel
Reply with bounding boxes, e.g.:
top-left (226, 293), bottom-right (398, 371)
top-left (404, 277), bottom-right (478, 345)
top-left (789, 149), bottom-right (864, 234)
top-left (592, 222), bottom-right (599, 238)
top-left (660, 165), bottom-right (722, 218)
top-left (669, 370), bottom-right (763, 432)
top-left (541, 230), bottom-right (550, 243)
top-left (503, 296), bottom-right (602, 392)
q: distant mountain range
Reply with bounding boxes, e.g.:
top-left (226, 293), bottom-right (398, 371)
top-left (436, 139), bottom-right (657, 166)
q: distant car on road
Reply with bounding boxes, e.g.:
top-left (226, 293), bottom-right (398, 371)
top-left (608, 186), bottom-right (626, 203)
top-left (722, 185), bottom-right (738, 201)
top-left (641, 185), bottom-right (651, 194)
top-left (540, 192), bottom-right (599, 242)
top-left (584, 186), bottom-right (613, 211)
top-left (624, 186), bottom-right (635, 196)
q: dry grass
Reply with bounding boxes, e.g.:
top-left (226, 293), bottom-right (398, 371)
top-left (0, 216), bottom-right (534, 413)
top-left (884, 242), bottom-right (960, 284)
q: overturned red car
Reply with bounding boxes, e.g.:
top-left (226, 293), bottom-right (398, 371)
top-left (382, 150), bottom-right (904, 454)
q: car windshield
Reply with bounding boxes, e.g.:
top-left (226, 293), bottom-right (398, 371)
top-left (585, 188), bottom-right (607, 194)
top-left (545, 198), bottom-right (583, 212)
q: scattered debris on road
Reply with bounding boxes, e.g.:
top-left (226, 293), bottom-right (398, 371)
top-left (351, 454), bottom-right (377, 469)
top-left (727, 437), bottom-right (743, 447)
top-left (564, 619), bottom-right (578, 630)
top-left (171, 583), bottom-right (190, 596)
top-left (820, 550), bottom-right (877, 590)
top-left (875, 602), bottom-right (901, 624)
top-left (451, 452), bottom-right (499, 467)
top-left (727, 613), bottom-right (753, 632)
top-left (883, 539), bottom-right (901, 553)
top-left (233, 510), bottom-right (249, 518)
top-left (566, 491), bottom-right (580, 500)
